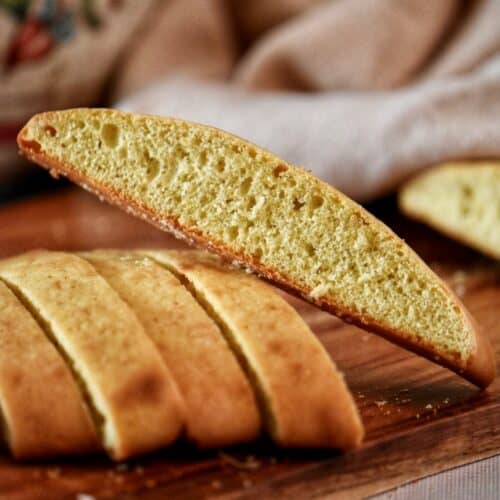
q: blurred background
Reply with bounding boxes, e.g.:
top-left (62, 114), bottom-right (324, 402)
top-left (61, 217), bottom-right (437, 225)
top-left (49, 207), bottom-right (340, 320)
top-left (0, 4), bottom-right (499, 497)
top-left (1, 0), bottom-right (499, 255)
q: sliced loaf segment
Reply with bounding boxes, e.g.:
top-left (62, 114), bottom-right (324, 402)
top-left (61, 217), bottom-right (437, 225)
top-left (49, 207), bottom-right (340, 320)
top-left (0, 280), bottom-right (98, 459)
top-left (17, 109), bottom-right (495, 388)
top-left (81, 250), bottom-right (261, 448)
top-left (144, 250), bottom-right (364, 450)
top-left (399, 163), bottom-right (500, 260)
top-left (0, 250), bottom-right (185, 461)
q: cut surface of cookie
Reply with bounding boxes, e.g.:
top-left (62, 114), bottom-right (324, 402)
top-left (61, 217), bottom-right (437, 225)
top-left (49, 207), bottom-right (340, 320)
top-left (0, 280), bottom-right (99, 459)
top-left (399, 163), bottom-right (500, 260)
top-left (0, 250), bottom-right (185, 461)
top-left (81, 250), bottom-right (261, 448)
top-left (17, 109), bottom-right (496, 388)
top-left (144, 250), bottom-right (364, 450)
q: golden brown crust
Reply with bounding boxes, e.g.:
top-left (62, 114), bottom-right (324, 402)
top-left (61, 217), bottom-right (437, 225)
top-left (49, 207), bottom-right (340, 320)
top-left (145, 250), bottom-right (364, 450)
top-left (81, 250), bottom-right (261, 448)
top-left (0, 250), bottom-right (186, 460)
top-left (17, 114), bottom-right (496, 389)
top-left (0, 280), bottom-right (99, 459)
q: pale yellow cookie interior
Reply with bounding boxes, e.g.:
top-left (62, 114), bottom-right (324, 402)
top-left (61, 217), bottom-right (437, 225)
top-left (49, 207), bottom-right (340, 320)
top-left (21, 110), bottom-right (478, 366)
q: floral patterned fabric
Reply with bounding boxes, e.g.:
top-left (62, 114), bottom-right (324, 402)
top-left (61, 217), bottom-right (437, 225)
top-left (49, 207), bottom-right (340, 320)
top-left (0, 0), bottom-right (153, 177)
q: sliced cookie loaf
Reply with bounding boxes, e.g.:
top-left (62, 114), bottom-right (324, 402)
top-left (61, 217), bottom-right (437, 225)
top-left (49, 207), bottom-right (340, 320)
top-left (17, 109), bottom-right (496, 387)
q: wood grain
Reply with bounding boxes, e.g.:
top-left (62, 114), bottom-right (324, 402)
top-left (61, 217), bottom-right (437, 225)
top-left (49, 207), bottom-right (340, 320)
top-left (0, 189), bottom-right (498, 500)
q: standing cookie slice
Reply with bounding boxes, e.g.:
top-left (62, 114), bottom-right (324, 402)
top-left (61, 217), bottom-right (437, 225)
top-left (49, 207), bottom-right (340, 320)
top-left (144, 250), bottom-right (364, 450)
top-left (399, 162), bottom-right (500, 260)
top-left (17, 109), bottom-right (495, 387)
top-left (0, 250), bottom-right (185, 461)
top-left (82, 250), bottom-right (261, 448)
top-left (0, 280), bottom-right (98, 459)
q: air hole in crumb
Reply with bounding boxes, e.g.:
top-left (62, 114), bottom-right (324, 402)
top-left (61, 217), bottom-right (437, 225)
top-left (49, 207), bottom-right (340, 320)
top-left (305, 243), bottom-right (315, 256)
top-left (175, 146), bottom-right (188, 159)
top-left (200, 210), bottom-right (207, 219)
top-left (293, 198), bottom-right (305, 210)
top-left (273, 165), bottom-right (287, 177)
top-left (461, 185), bottom-right (473, 198)
top-left (101, 123), bottom-right (120, 148)
top-left (227, 226), bottom-right (239, 240)
top-left (76, 120), bottom-right (85, 129)
top-left (199, 150), bottom-right (207, 165)
top-left (21, 139), bottom-right (41, 153)
top-left (247, 196), bottom-right (256, 209)
top-left (248, 148), bottom-right (257, 159)
top-left (91, 119), bottom-right (100, 130)
top-left (255, 247), bottom-right (263, 259)
top-left (231, 144), bottom-right (240, 153)
top-left (240, 177), bottom-right (253, 195)
top-left (216, 159), bottom-right (225, 172)
top-left (145, 158), bottom-right (161, 182)
top-left (310, 195), bottom-right (324, 209)
top-left (119, 147), bottom-right (128, 159)
top-left (44, 125), bottom-right (57, 137)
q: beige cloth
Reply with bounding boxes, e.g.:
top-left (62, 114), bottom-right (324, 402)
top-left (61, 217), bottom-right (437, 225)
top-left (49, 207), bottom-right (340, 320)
top-left (115, 0), bottom-right (500, 202)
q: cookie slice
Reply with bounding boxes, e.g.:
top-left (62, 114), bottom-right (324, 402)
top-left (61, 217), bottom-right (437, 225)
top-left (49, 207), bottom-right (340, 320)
top-left (144, 250), bottom-right (364, 450)
top-left (0, 250), bottom-right (185, 461)
top-left (0, 280), bottom-right (98, 459)
top-left (17, 109), bottom-right (495, 387)
top-left (399, 163), bottom-right (500, 260)
top-left (82, 250), bottom-right (260, 448)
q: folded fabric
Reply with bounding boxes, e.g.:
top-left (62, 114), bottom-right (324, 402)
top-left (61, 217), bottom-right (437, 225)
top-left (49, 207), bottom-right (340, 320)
top-left (116, 0), bottom-right (500, 202)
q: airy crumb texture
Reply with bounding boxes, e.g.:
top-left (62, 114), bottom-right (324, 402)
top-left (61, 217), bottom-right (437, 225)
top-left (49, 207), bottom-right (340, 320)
top-left (18, 109), bottom-right (496, 387)
top-left (400, 163), bottom-right (500, 260)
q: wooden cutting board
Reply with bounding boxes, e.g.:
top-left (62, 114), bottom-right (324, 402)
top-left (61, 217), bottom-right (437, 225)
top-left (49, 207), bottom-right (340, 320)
top-left (0, 188), bottom-right (498, 500)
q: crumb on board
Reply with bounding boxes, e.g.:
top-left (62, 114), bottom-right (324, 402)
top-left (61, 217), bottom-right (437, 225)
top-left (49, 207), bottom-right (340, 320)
top-left (145, 479), bottom-right (157, 489)
top-left (46, 467), bottom-right (61, 479)
top-left (212, 480), bottom-right (222, 490)
top-left (115, 463), bottom-right (128, 472)
top-left (219, 452), bottom-right (261, 470)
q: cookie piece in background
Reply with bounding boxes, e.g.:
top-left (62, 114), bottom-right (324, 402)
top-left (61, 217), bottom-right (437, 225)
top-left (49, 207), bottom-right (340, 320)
top-left (399, 163), bottom-right (500, 260)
